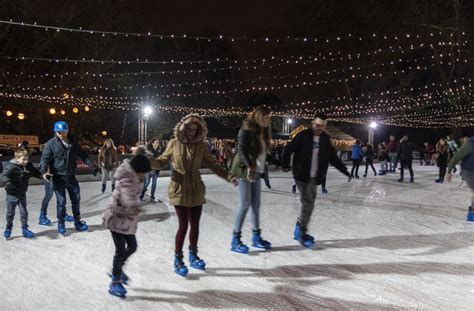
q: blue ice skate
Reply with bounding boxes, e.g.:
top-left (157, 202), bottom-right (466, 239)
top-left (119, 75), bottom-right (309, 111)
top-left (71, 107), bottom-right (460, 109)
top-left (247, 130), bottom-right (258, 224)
top-left (231, 231), bottom-right (249, 254)
top-left (174, 252), bottom-right (189, 277)
top-left (189, 249), bottom-right (206, 270)
top-left (252, 229), bottom-right (272, 250)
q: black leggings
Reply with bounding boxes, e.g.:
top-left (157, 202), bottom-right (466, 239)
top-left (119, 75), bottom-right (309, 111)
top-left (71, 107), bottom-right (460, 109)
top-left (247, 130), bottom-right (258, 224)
top-left (351, 160), bottom-right (361, 177)
top-left (439, 166), bottom-right (447, 180)
top-left (111, 231), bottom-right (137, 279)
top-left (400, 160), bottom-right (414, 179)
top-left (365, 162), bottom-right (377, 176)
top-left (175, 205), bottom-right (203, 253)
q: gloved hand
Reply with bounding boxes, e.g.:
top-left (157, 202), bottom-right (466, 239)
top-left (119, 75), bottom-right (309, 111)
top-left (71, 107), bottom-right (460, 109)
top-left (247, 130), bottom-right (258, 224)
top-left (92, 167), bottom-right (101, 177)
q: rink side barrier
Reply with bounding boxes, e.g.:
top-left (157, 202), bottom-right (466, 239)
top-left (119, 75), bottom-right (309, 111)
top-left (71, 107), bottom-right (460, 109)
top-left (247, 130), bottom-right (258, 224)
top-left (0, 154), bottom-right (215, 186)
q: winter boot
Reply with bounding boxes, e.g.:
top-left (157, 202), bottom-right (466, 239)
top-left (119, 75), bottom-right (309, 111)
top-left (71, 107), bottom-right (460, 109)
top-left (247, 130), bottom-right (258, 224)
top-left (109, 276), bottom-right (127, 298)
top-left (293, 222), bottom-right (315, 242)
top-left (3, 225), bottom-right (12, 240)
top-left (150, 196), bottom-right (156, 202)
top-left (101, 184), bottom-right (106, 194)
top-left (435, 178), bottom-right (444, 183)
top-left (189, 248), bottom-right (206, 270)
top-left (22, 227), bottom-right (35, 238)
top-left (409, 177), bottom-right (415, 183)
top-left (58, 223), bottom-right (66, 235)
top-left (252, 229), bottom-right (272, 250)
top-left (74, 219), bottom-right (89, 231)
top-left (38, 213), bottom-right (52, 226)
top-left (174, 251), bottom-right (189, 277)
top-left (397, 178), bottom-right (403, 183)
top-left (231, 231), bottom-right (249, 254)
top-left (467, 206), bottom-right (474, 222)
top-left (321, 187), bottom-right (328, 194)
top-left (64, 213), bottom-right (74, 222)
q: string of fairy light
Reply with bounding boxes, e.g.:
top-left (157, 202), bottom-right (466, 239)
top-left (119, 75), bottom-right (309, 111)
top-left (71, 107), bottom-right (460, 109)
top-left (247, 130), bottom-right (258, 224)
top-left (0, 55), bottom-right (462, 96)
top-left (2, 80), bottom-right (471, 124)
top-left (0, 19), bottom-right (470, 127)
top-left (0, 19), bottom-right (465, 43)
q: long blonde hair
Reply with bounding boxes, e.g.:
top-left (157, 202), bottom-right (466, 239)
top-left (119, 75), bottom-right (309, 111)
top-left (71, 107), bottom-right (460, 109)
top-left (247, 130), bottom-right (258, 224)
top-left (100, 138), bottom-right (116, 151)
top-left (246, 105), bottom-right (272, 150)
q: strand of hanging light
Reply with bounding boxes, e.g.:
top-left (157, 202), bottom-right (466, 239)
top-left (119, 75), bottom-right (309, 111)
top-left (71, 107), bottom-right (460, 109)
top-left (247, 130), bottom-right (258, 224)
top-left (0, 19), bottom-right (464, 43)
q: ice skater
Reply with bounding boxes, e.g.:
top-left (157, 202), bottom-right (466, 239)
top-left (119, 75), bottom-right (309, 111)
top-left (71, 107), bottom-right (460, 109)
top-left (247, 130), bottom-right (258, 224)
top-left (139, 138), bottom-right (163, 202)
top-left (102, 154), bottom-right (151, 298)
top-left (387, 134), bottom-right (399, 173)
top-left (282, 114), bottom-right (351, 247)
top-left (377, 142), bottom-right (389, 175)
top-left (447, 135), bottom-right (474, 221)
top-left (363, 144), bottom-right (377, 177)
top-left (98, 138), bottom-right (119, 193)
top-left (435, 138), bottom-right (448, 183)
top-left (150, 114), bottom-right (237, 277)
top-left (396, 135), bottom-right (415, 183)
top-left (350, 140), bottom-right (362, 178)
top-left (1, 148), bottom-right (42, 239)
top-left (229, 105), bottom-right (273, 254)
top-left (40, 121), bottom-right (100, 235)
top-left (38, 179), bottom-right (75, 225)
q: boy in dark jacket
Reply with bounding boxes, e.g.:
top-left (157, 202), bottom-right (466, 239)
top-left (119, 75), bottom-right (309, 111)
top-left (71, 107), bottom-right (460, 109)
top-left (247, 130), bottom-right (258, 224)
top-left (282, 114), bottom-right (351, 248)
top-left (1, 149), bottom-right (42, 239)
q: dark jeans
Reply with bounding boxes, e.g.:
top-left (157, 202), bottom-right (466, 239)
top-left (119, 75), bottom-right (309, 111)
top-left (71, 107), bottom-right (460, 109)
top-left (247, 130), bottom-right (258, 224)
top-left (6, 195), bottom-right (28, 228)
top-left (53, 175), bottom-right (81, 224)
top-left (111, 231), bottom-right (137, 279)
top-left (439, 166), bottom-right (447, 180)
top-left (175, 205), bottom-right (202, 253)
top-left (40, 181), bottom-right (54, 215)
top-left (141, 170), bottom-right (160, 198)
top-left (351, 159), bottom-right (361, 177)
top-left (400, 160), bottom-right (414, 179)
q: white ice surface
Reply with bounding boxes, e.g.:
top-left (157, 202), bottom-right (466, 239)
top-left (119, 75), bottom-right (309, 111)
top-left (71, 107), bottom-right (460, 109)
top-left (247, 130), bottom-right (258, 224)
top-left (0, 164), bottom-right (473, 310)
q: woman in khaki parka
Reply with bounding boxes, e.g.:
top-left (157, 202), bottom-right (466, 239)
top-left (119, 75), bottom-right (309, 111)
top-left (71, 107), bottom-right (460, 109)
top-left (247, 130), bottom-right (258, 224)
top-left (150, 114), bottom-right (237, 277)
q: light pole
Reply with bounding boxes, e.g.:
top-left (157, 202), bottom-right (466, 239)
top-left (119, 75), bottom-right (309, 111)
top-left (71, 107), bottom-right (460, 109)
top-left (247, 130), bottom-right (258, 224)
top-left (287, 118), bottom-right (293, 134)
top-left (143, 106), bottom-right (153, 143)
top-left (368, 121), bottom-right (377, 146)
top-left (138, 105), bottom-right (153, 144)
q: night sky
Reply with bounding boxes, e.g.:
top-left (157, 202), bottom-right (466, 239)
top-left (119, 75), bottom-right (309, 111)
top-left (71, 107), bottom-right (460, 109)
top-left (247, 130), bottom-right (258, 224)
top-left (1, 1), bottom-right (473, 144)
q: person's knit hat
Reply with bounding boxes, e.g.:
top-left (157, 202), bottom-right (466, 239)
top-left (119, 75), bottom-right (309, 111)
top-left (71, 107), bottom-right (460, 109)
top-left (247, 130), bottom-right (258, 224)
top-left (129, 154), bottom-right (151, 173)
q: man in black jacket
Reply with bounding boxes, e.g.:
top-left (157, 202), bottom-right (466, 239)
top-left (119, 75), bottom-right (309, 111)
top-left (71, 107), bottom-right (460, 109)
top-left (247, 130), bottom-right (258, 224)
top-left (40, 121), bottom-right (99, 235)
top-left (396, 135), bottom-right (415, 183)
top-left (283, 115), bottom-right (351, 247)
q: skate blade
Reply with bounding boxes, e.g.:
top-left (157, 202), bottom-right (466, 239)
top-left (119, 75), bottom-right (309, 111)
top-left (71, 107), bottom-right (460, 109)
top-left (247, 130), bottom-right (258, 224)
top-left (230, 248), bottom-right (249, 255)
top-left (190, 264), bottom-right (206, 271)
top-left (252, 244), bottom-right (272, 250)
top-left (174, 271), bottom-right (188, 278)
top-left (109, 290), bottom-right (126, 299)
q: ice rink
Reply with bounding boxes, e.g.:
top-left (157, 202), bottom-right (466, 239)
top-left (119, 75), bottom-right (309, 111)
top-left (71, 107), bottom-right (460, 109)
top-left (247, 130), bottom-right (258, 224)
top-left (1, 164), bottom-right (473, 310)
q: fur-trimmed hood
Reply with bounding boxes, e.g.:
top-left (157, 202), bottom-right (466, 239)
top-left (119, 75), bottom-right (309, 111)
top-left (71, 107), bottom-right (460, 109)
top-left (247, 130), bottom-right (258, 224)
top-left (174, 114), bottom-right (208, 145)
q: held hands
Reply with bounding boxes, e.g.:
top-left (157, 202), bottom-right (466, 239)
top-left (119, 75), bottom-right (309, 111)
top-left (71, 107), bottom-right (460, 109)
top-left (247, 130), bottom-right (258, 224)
top-left (229, 177), bottom-right (238, 186)
top-left (42, 173), bottom-right (53, 181)
top-left (92, 167), bottom-right (101, 177)
top-left (247, 167), bottom-right (257, 183)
